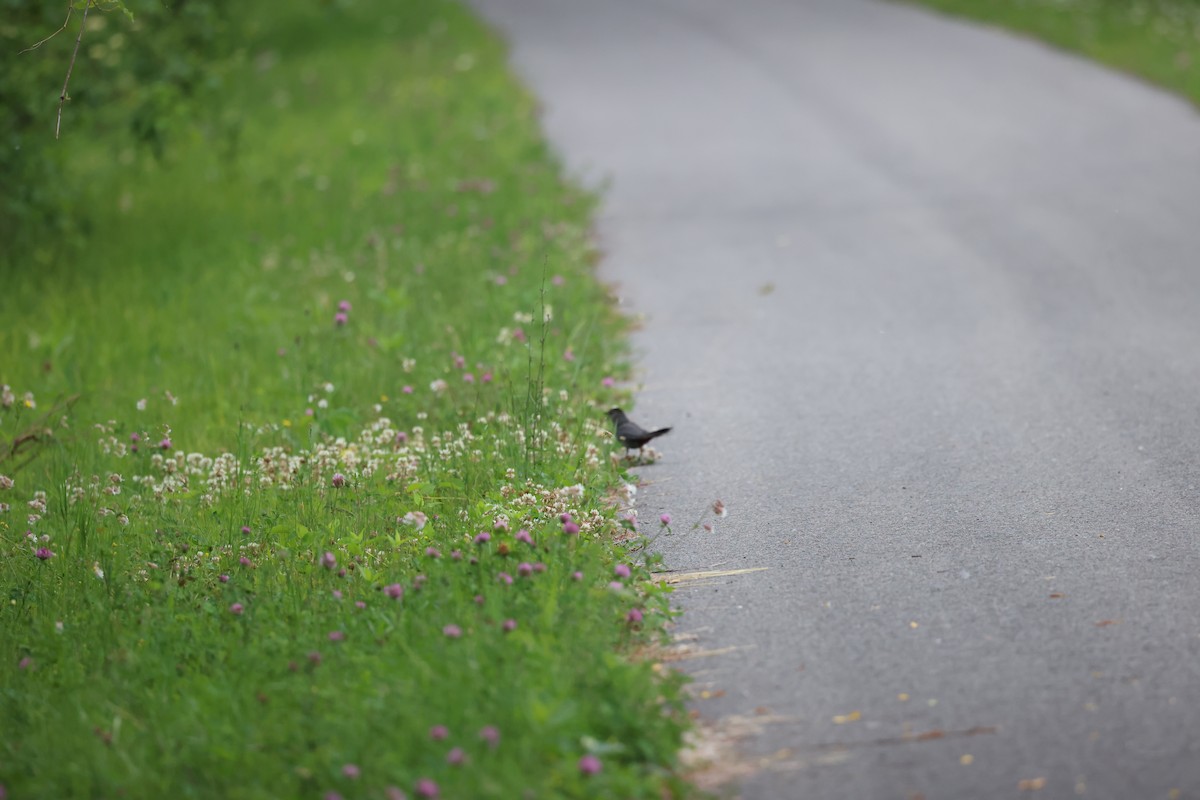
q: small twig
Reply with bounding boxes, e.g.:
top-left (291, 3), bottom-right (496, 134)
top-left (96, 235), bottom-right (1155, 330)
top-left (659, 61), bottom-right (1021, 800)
top-left (20, 1), bottom-right (74, 54)
top-left (57, 0), bottom-right (92, 139)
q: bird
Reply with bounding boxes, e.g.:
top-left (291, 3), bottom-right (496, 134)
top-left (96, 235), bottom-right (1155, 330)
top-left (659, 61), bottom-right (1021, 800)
top-left (606, 408), bottom-right (671, 458)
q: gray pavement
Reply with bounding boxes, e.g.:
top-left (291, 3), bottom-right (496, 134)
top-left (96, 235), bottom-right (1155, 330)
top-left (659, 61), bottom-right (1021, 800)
top-left (473, 1), bottom-right (1200, 797)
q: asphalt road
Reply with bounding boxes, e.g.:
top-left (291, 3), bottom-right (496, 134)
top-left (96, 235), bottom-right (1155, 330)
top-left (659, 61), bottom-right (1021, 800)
top-left (474, 1), bottom-right (1200, 797)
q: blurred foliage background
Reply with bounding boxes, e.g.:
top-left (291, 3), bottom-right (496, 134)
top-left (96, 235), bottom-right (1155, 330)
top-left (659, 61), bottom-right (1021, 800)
top-left (1, 0), bottom-right (237, 249)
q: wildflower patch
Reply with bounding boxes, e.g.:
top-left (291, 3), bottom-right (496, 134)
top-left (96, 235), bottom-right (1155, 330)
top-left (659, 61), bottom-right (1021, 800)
top-left (0, 2), bottom-right (693, 798)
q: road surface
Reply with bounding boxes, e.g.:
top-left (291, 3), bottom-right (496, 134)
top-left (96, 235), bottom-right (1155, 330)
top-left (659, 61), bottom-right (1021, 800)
top-left (474, 1), bottom-right (1200, 797)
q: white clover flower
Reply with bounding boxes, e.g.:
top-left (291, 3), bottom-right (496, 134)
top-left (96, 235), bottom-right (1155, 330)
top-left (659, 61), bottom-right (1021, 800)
top-left (402, 510), bottom-right (428, 530)
top-left (1, 385), bottom-right (13, 408)
top-left (563, 483), bottom-right (585, 499)
top-left (323, 382), bottom-right (335, 394)
top-left (402, 358), bottom-right (416, 373)
top-left (513, 311), bottom-right (533, 324)
top-left (136, 398), bottom-right (147, 411)
top-left (430, 380), bottom-right (447, 393)
top-left (0, 475), bottom-right (12, 490)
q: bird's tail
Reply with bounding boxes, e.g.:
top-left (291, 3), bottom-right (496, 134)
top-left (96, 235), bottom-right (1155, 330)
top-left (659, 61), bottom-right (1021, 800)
top-left (647, 427), bottom-right (672, 440)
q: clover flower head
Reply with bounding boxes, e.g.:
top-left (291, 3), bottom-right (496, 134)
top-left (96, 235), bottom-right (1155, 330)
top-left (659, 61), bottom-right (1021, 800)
top-left (479, 725), bottom-right (500, 748)
top-left (578, 755), bottom-right (602, 776)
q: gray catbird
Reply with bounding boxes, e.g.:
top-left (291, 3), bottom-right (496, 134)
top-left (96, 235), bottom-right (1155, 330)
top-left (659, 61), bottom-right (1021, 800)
top-left (606, 408), bottom-right (671, 456)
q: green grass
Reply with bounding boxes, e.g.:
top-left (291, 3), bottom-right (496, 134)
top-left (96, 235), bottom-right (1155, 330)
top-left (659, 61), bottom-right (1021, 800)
top-left (0, 2), bottom-right (693, 798)
top-left (905, 0), bottom-right (1200, 106)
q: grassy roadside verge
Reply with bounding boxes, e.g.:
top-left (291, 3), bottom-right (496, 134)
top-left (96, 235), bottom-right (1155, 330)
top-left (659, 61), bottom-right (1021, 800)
top-left (0, 2), bottom-right (693, 798)
top-left (904, 0), bottom-right (1200, 106)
